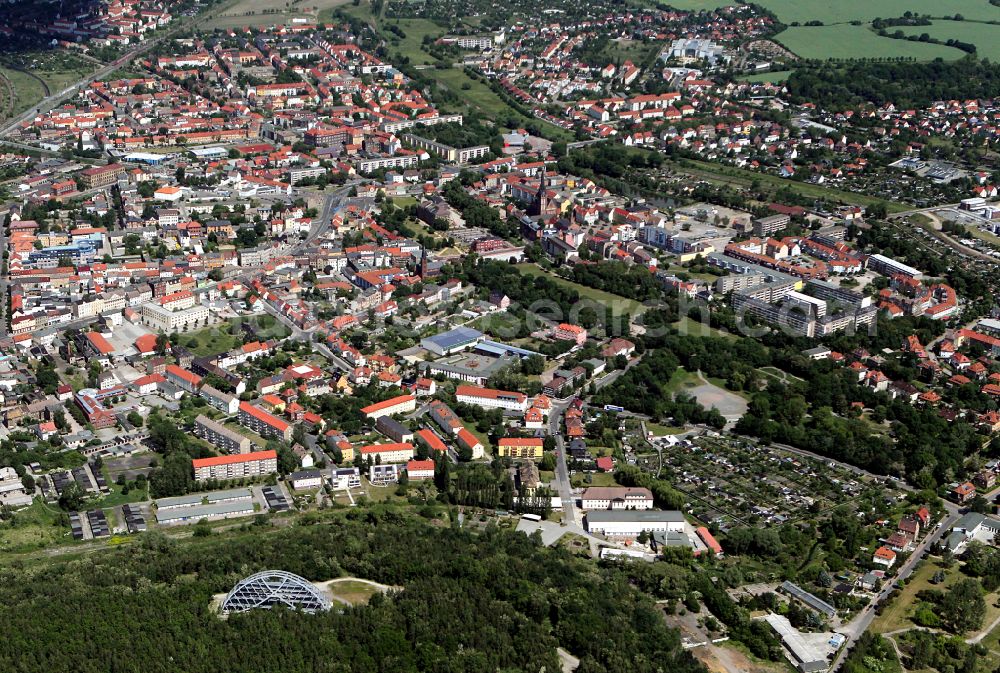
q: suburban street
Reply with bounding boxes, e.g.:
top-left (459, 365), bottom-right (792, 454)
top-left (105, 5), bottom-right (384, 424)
top-left (829, 510), bottom-right (960, 673)
top-left (548, 398), bottom-right (577, 527)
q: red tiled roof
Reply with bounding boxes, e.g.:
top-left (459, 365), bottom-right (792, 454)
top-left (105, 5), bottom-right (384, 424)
top-left (86, 331), bottom-right (114, 355)
top-left (360, 394), bottom-right (415, 414)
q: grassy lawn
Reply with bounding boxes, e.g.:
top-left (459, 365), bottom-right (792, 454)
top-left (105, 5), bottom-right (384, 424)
top-left (182, 322), bottom-right (240, 356)
top-left (390, 196), bottom-right (418, 208)
top-left (326, 579), bottom-right (382, 605)
top-left (963, 223), bottom-right (1000, 248)
top-left (666, 264), bottom-right (723, 283)
top-left (663, 368), bottom-right (702, 395)
top-left (596, 38), bottom-right (661, 66)
top-left (774, 25), bottom-right (965, 61)
top-left (872, 560), bottom-right (955, 633)
top-left (638, 0), bottom-right (732, 9)
top-left (736, 70), bottom-right (793, 84)
top-left (515, 264), bottom-right (648, 315)
top-left (871, 560), bottom-right (1000, 641)
top-left (473, 311), bottom-right (522, 338)
top-left (674, 158), bottom-right (908, 213)
top-left (706, 376), bottom-right (751, 400)
top-left (386, 18), bottom-right (445, 64)
top-left (758, 366), bottom-right (804, 384)
top-left (0, 50), bottom-right (98, 123)
top-left (571, 472), bottom-right (618, 488)
top-left (434, 67), bottom-right (520, 117)
top-left (0, 499), bottom-right (68, 554)
top-left (671, 315), bottom-right (737, 339)
top-left (224, 421), bottom-right (267, 448)
top-left (92, 483), bottom-right (148, 508)
top-left (646, 421), bottom-right (686, 436)
top-left (0, 67), bottom-right (47, 121)
top-left (362, 482), bottom-right (402, 502)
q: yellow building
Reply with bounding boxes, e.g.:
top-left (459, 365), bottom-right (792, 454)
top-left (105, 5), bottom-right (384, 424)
top-left (497, 437), bottom-right (544, 459)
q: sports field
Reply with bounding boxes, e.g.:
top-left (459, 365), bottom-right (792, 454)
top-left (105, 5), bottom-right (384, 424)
top-left (898, 20), bottom-right (1000, 60)
top-left (774, 24), bottom-right (966, 61)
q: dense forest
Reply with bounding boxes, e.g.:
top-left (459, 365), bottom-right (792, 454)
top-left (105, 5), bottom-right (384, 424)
top-left (0, 509), bottom-right (706, 673)
top-left (785, 58), bottom-right (1000, 109)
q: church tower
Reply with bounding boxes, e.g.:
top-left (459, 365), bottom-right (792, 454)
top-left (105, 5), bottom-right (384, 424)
top-left (528, 166), bottom-right (548, 217)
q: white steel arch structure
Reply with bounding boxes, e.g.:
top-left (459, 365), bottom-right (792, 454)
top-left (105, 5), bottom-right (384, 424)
top-left (220, 570), bottom-right (331, 614)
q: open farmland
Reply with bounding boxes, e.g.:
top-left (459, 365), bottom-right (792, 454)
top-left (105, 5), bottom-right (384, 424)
top-left (203, 0), bottom-right (351, 28)
top-left (898, 20), bottom-right (1000, 61)
top-left (756, 0), bottom-right (1000, 24)
top-left (774, 25), bottom-right (967, 61)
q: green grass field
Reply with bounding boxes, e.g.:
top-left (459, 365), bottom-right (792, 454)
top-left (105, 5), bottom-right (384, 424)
top-left (774, 24), bottom-right (966, 61)
top-left (326, 579), bottom-right (383, 605)
top-left (182, 322), bottom-right (240, 356)
top-left (645, 422), bottom-right (686, 436)
top-left (873, 559), bottom-right (1000, 640)
top-left (898, 20), bottom-right (1000, 60)
top-left (0, 67), bottom-right (47, 121)
top-left (671, 315), bottom-right (737, 339)
top-left (648, 0), bottom-right (1000, 24)
top-left (462, 422), bottom-right (493, 457)
top-left (93, 484), bottom-right (148, 509)
top-left (386, 18), bottom-right (445, 64)
top-left (757, 0), bottom-right (1000, 24)
top-left (0, 499), bottom-right (67, 554)
top-left (662, 368), bottom-right (702, 395)
top-left (433, 67), bottom-right (517, 117)
top-left (571, 472), bottom-right (618, 488)
top-left (962, 223), bottom-right (1000, 247)
top-left (515, 264), bottom-right (648, 315)
top-left (653, 0), bottom-right (734, 10)
top-left (595, 38), bottom-right (661, 66)
top-left (736, 70), bottom-right (793, 83)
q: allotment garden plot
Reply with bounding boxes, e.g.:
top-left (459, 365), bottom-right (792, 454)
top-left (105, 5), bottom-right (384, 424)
top-left (653, 436), bottom-right (878, 530)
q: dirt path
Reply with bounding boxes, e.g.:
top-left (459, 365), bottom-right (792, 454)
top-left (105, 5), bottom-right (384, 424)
top-left (556, 647), bottom-right (579, 673)
top-left (693, 643), bottom-right (779, 673)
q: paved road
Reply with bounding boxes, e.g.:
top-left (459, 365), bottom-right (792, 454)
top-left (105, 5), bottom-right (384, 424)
top-left (548, 399), bottom-right (577, 526)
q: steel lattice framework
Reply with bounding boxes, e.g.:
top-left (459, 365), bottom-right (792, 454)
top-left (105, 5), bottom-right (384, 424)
top-left (220, 570), bottom-right (331, 614)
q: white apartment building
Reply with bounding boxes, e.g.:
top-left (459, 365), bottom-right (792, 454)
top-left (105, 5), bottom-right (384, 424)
top-left (455, 385), bottom-right (528, 412)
